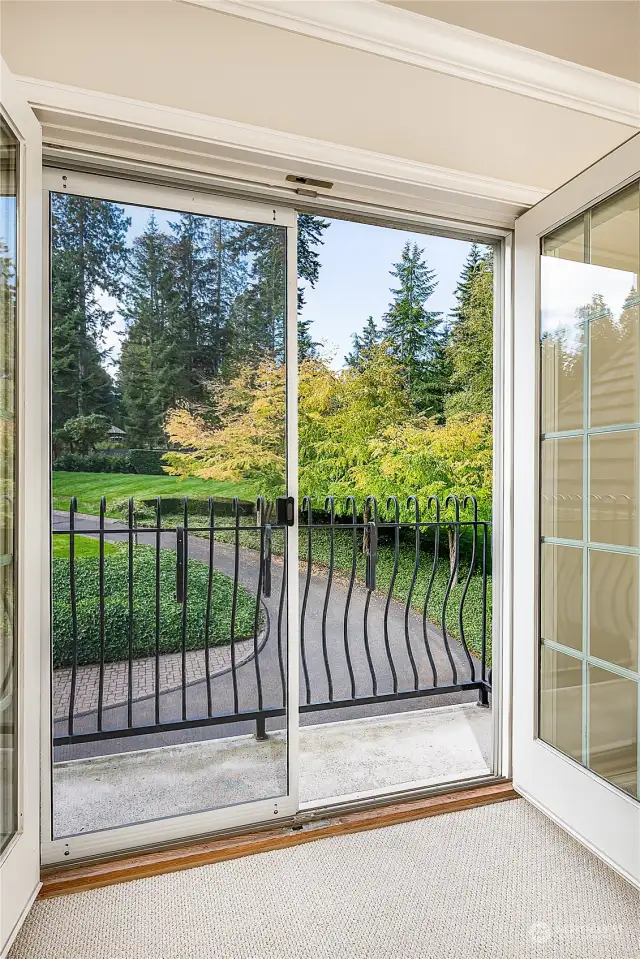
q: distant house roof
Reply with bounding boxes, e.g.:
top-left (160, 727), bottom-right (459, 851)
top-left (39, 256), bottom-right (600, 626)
top-left (107, 425), bottom-right (126, 436)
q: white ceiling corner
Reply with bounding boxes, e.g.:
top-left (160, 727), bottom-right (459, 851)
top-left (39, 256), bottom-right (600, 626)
top-left (181, 0), bottom-right (640, 127)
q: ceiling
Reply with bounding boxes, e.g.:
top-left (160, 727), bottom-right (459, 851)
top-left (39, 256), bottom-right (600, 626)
top-left (384, 1), bottom-right (640, 82)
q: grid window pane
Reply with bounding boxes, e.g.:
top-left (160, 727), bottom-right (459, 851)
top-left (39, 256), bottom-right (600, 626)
top-left (589, 430), bottom-right (639, 547)
top-left (541, 436), bottom-right (583, 541)
top-left (589, 550), bottom-right (638, 672)
top-left (591, 183), bottom-right (640, 276)
top-left (540, 646), bottom-right (583, 764)
top-left (541, 215), bottom-right (585, 263)
top-left (589, 294), bottom-right (640, 428)
top-left (588, 665), bottom-right (638, 798)
top-left (541, 544), bottom-right (582, 652)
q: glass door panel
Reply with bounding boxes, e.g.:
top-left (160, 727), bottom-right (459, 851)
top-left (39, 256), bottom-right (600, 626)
top-left (0, 115), bottom-right (18, 858)
top-left (44, 170), bottom-right (296, 860)
top-left (539, 178), bottom-right (640, 802)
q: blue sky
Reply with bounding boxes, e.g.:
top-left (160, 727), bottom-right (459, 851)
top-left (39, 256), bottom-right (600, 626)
top-left (101, 204), bottom-right (482, 370)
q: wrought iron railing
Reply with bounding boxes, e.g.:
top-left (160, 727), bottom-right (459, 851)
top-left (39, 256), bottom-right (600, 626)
top-left (51, 494), bottom-right (491, 747)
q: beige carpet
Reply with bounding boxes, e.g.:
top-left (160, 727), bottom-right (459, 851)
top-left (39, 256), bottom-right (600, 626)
top-left (10, 800), bottom-right (640, 959)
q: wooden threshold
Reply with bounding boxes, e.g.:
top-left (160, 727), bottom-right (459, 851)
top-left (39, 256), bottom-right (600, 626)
top-left (39, 780), bottom-right (518, 899)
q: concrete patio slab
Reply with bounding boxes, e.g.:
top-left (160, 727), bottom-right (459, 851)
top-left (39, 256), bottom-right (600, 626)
top-left (53, 703), bottom-right (492, 837)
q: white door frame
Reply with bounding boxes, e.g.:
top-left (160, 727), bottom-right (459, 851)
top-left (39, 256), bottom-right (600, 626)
top-left (40, 167), bottom-right (300, 865)
top-left (513, 133), bottom-right (640, 887)
top-left (0, 59), bottom-right (44, 958)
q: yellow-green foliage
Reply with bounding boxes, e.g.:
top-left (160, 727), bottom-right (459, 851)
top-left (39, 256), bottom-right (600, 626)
top-left (164, 345), bottom-right (492, 516)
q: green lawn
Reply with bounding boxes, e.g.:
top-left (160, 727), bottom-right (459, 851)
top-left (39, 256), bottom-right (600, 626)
top-left (52, 534), bottom-right (119, 559)
top-left (52, 471), bottom-right (259, 516)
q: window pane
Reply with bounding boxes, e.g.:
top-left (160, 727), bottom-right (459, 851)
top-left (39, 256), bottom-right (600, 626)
top-left (541, 215), bottom-right (585, 263)
top-left (589, 430), bottom-right (639, 547)
top-left (591, 183), bottom-right (640, 276)
top-left (541, 544), bottom-right (582, 651)
top-left (588, 665), bottom-right (637, 798)
top-left (539, 646), bottom-right (583, 763)
top-left (589, 550), bottom-right (638, 672)
top-left (540, 259), bottom-right (584, 433)
top-left (0, 116), bottom-right (18, 854)
top-left (541, 436), bottom-right (583, 541)
top-left (590, 289), bottom-right (640, 428)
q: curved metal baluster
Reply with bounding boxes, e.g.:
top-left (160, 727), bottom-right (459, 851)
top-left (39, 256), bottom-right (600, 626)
top-left (382, 496), bottom-right (400, 693)
top-left (299, 496), bottom-right (313, 704)
top-left (154, 496), bottom-right (161, 726)
top-left (229, 497), bottom-right (240, 714)
top-left (276, 526), bottom-right (287, 707)
top-left (180, 496), bottom-right (189, 721)
top-left (342, 496), bottom-right (357, 699)
top-left (321, 496), bottom-right (336, 701)
top-left (458, 495), bottom-right (478, 681)
top-left (363, 495), bottom-right (378, 695)
top-left (441, 494), bottom-right (461, 685)
top-left (97, 497), bottom-right (106, 731)
top-left (404, 496), bottom-right (420, 690)
top-left (68, 497), bottom-right (78, 737)
top-left (422, 496), bottom-right (440, 686)
top-left (253, 496), bottom-right (267, 711)
top-left (203, 496), bottom-right (215, 717)
top-left (481, 522), bottom-right (489, 686)
top-left (128, 496), bottom-right (135, 727)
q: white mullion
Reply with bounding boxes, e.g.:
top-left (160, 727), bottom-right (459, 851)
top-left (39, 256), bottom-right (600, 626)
top-left (582, 244), bottom-right (590, 769)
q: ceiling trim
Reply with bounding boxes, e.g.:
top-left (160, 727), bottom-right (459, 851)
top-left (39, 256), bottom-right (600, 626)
top-left (181, 0), bottom-right (640, 127)
top-left (16, 75), bottom-right (547, 227)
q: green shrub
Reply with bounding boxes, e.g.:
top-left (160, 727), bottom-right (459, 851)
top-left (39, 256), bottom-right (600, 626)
top-left (52, 545), bottom-right (258, 668)
top-left (128, 449), bottom-right (166, 475)
top-left (53, 452), bottom-right (132, 474)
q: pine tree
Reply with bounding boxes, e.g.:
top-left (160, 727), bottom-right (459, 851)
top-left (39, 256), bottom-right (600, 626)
top-left (381, 241), bottom-right (444, 414)
top-left (51, 194), bottom-right (130, 429)
top-left (120, 214), bottom-right (181, 447)
top-left (345, 316), bottom-right (380, 368)
top-left (297, 213), bottom-right (329, 360)
top-left (446, 249), bottom-right (493, 417)
top-left (449, 243), bottom-right (485, 324)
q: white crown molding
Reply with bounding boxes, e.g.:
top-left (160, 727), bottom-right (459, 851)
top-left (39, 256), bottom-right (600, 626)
top-left (181, 0), bottom-right (640, 127)
top-left (17, 75), bottom-right (547, 226)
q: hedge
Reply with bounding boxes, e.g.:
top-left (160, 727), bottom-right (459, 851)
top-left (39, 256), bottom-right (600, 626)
top-left (53, 450), bottom-right (166, 475)
top-left (52, 545), bottom-right (258, 669)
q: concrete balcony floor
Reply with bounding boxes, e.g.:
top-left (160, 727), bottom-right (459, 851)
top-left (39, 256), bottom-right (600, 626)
top-left (53, 703), bottom-right (492, 837)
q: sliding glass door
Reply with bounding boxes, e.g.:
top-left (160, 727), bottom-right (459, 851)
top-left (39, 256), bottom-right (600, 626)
top-left (42, 170), bottom-right (298, 864)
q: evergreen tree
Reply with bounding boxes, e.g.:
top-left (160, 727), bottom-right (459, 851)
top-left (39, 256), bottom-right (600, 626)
top-left (297, 213), bottom-right (329, 360)
top-left (381, 241), bottom-right (444, 414)
top-left (50, 194), bottom-right (130, 429)
top-left (345, 316), bottom-right (380, 368)
top-left (446, 249), bottom-right (493, 417)
top-left (449, 243), bottom-right (486, 324)
top-left (119, 215), bottom-right (181, 447)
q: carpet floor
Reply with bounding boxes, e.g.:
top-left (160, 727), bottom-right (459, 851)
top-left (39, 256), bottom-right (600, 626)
top-left (10, 799), bottom-right (640, 959)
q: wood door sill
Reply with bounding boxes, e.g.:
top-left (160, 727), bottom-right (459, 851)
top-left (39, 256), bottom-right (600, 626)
top-left (39, 780), bottom-right (518, 899)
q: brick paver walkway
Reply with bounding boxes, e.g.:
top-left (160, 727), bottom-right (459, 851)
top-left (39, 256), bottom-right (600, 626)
top-left (52, 639), bottom-right (256, 720)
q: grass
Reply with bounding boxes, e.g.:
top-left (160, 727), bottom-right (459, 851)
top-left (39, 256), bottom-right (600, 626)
top-left (52, 534), bottom-right (119, 559)
top-left (52, 471), bottom-right (258, 516)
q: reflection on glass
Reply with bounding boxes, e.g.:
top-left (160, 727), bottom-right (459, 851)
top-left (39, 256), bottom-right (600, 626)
top-left (589, 550), bottom-right (638, 671)
top-left (590, 292), bottom-right (640, 428)
top-left (591, 183), bottom-right (640, 276)
top-left (540, 259), bottom-right (584, 433)
top-left (541, 436), bottom-right (583, 541)
top-left (540, 646), bottom-right (583, 763)
top-left (0, 116), bottom-right (18, 855)
top-left (589, 430), bottom-right (639, 547)
top-left (540, 177), bottom-right (640, 804)
top-left (50, 193), bottom-right (289, 839)
top-left (541, 215), bottom-right (585, 263)
top-left (541, 544), bottom-right (582, 651)
top-left (589, 665), bottom-right (637, 797)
